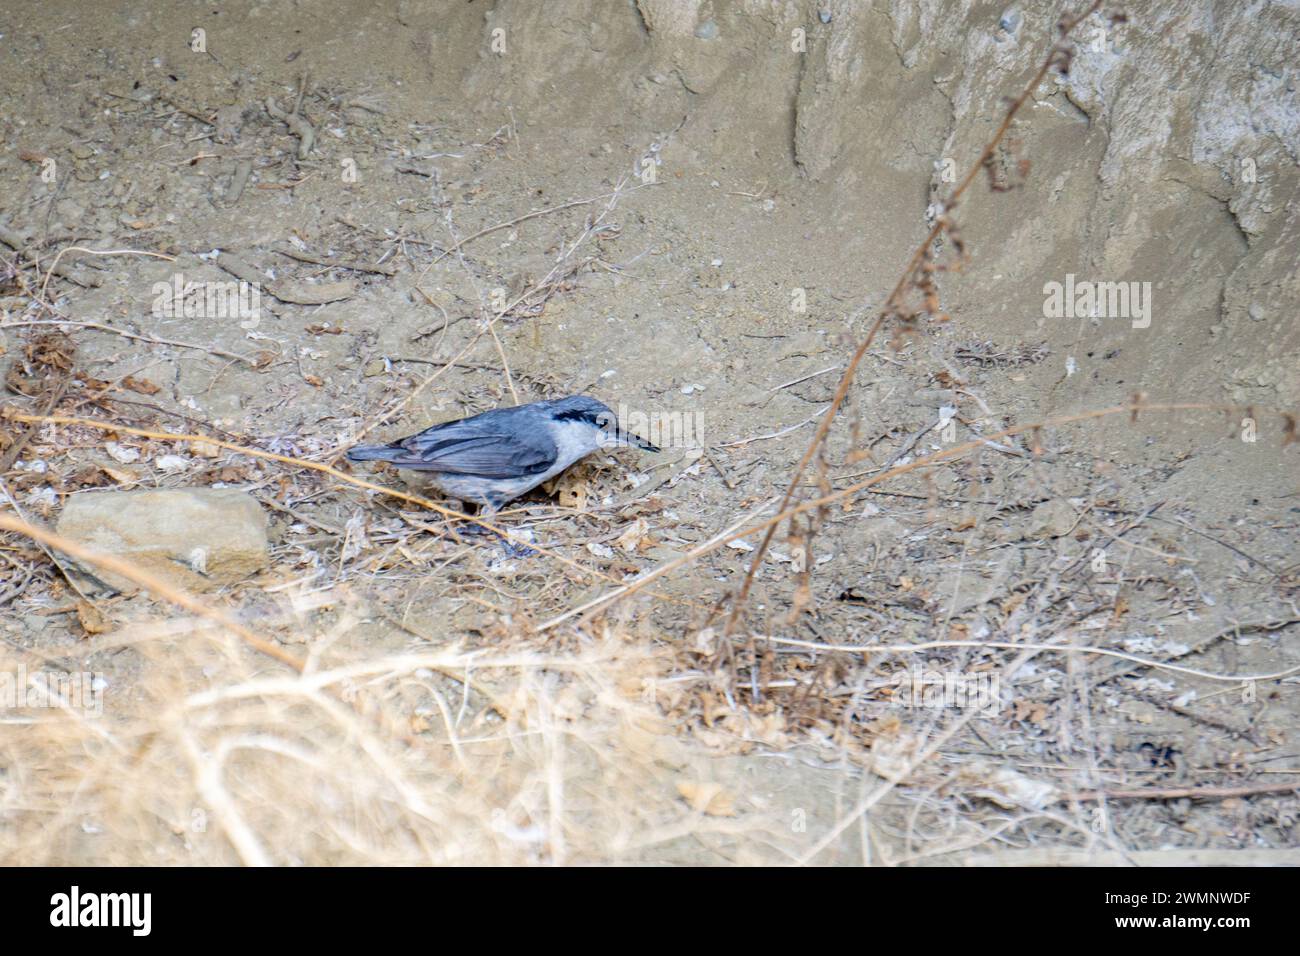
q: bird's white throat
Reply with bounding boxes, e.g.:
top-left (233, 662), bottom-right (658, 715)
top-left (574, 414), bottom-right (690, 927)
top-left (549, 418), bottom-right (603, 470)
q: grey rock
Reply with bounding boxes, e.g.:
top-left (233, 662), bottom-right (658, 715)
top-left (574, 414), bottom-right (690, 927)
top-left (56, 488), bottom-right (269, 593)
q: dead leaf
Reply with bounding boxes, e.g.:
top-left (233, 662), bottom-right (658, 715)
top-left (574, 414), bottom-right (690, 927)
top-left (1001, 592), bottom-right (1026, 616)
top-left (121, 375), bottom-right (161, 395)
top-left (75, 601), bottom-right (109, 636)
top-left (64, 466), bottom-right (113, 489)
top-left (545, 473), bottom-right (588, 511)
top-left (956, 760), bottom-right (1059, 810)
top-left (1013, 700), bottom-right (1049, 726)
top-left (101, 465), bottom-right (136, 484)
top-left (615, 517), bottom-right (649, 551)
top-left (105, 442), bottom-right (141, 464)
top-left (676, 781), bottom-right (737, 817)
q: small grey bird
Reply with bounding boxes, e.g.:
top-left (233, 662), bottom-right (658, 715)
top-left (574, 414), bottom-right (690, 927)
top-left (345, 395), bottom-right (658, 513)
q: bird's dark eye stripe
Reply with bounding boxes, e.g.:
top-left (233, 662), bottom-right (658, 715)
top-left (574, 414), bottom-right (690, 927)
top-left (553, 409), bottom-right (603, 424)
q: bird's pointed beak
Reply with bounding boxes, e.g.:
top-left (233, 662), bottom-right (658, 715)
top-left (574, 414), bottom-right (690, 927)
top-left (617, 425), bottom-right (659, 452)
top-left (595, 411), bottom-right (659, 452)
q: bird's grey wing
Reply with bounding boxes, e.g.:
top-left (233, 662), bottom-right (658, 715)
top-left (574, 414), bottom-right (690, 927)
top-left (393, 422), bottom-right (556, 477)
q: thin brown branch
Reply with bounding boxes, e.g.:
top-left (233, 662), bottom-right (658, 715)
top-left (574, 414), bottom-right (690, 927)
top-left (720, 0), bottom-right (1105, 638)
top-left (0, 512), bottom-right (303, 671)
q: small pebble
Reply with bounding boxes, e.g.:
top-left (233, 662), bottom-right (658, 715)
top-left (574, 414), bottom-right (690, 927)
top-left (694, 19), bottom-right (718, 40)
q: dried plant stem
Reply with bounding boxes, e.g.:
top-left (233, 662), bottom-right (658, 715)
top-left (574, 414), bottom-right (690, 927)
top-left (0, 319), bottom-right (259, 366)
top-left (721, 0), bottom-right (1105, 638)
top-left (351, 180), bottom-right (641, 451)
top-left (797, 646), bottom-right (1043, 865)
top-left (183, 731), bottom-right (274, 866)
top-left (439, 202), bottom-right (521, 405)
top-left (763, 636), bottom-right (1300, 684)
top-left (539, 502), bottom-right (772, 632)
top-left (37, 245), bottom-right (176, 301)
top-left (1073, 781), bottom-right (1300, 802)
top-left (415, 189), bottom-right (631, 277)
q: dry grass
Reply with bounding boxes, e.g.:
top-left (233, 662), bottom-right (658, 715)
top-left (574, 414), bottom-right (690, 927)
top-left (1, 599), bottom-right (790, 865)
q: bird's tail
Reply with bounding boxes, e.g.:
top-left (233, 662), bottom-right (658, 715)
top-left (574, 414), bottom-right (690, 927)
top-left (345, 443), bottom-right (403, 463)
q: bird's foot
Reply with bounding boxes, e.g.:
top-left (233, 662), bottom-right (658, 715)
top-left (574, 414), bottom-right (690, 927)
top-left (449, 520), bottom-right (495, 540)
top-left (497, 536), bottom-right (538, 559)
top-left (447, 514), bottom-right (537, 558)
